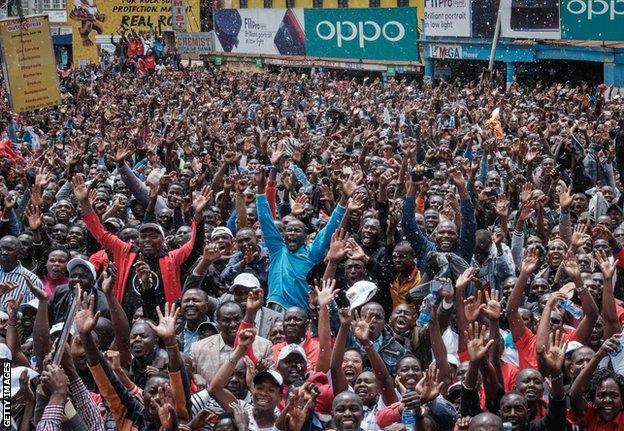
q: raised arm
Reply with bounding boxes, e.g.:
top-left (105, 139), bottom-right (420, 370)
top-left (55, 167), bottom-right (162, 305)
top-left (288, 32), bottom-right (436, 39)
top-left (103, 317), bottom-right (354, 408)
top-left (506, 248), bottom-right (539, 341)
top-left (208, 329), bottom-right (255, 411)
top-left (353, 310), bottom-right (398, 406)
top-left (330, 308), bottom-right (352, 395)
top-left (596, 250), bottom-right (620, 338)
top-left (101, 266), bottom-right (131, 368)
top-left (146, 303), bottom-right (189, 421)
top-left (315, 279), bottom-right (339, 373)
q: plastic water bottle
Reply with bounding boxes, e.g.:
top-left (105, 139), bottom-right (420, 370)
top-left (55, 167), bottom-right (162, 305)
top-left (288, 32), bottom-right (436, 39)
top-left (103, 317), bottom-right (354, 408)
top-left (559, 299), bottom-right (584, 320)
top-left (402, 389), bottom-right (416, 431)
top-left (417, 294), bottom-right (436, 326)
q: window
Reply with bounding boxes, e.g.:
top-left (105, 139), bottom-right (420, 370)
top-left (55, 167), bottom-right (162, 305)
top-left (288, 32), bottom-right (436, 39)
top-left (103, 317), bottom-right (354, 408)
top-left (398, 0), bottom-right (409, 5)
top-left (338, 0), bottom-right (348, 7)
top-left (313, 0), bottom-right (322, 7)
top-left (52, 0), bottom-right (61, 9)
top-left (264, 0), bottom-right (272, 7)
top-left (41, 0), bottom-right (51, 9)
top-left (286, 0), bottom-right (295, 7)
top-left (240, 0), bottom-right (248, 7)
top-left (369, 0), bottom-right (380, 6)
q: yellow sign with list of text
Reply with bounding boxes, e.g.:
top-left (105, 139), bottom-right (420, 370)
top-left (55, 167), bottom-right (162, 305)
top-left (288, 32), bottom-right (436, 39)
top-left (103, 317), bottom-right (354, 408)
top-left (0, 15), bottom-right (61, 113)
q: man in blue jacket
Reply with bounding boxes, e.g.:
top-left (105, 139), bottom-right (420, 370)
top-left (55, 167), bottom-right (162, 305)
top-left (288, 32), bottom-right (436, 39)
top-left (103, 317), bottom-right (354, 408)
top-left (255, 169), bottom-right (360, 312)
top-left (401, 167), bottom-right (476, 274)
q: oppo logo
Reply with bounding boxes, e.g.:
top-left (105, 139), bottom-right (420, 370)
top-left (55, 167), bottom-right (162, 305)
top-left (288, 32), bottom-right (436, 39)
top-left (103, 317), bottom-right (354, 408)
top-left (566, 0), bottom-right (624, 20)
top-left (315, 20), bottom-right (406, 48)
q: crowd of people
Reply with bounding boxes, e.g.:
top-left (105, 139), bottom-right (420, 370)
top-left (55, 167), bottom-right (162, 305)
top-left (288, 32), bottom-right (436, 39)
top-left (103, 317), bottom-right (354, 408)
top-left (1, 56), bottom-right (624, 431)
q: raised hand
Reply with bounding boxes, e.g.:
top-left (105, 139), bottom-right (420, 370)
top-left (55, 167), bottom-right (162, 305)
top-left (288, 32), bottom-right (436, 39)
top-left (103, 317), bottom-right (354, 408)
top-left (75, 292), bottom-right (101, 336)
top-left (24, 203), bottom-right (42, 231)
top-left (314, 278), bottom-right (339, 308)
top-left (520, 182), bottom-right (533, 204)
top-left (192, 186), bottom-right (213, 220)
top-left (455, 267), bottom-right (477, 293)
top-left (595, 250), bottom-right (616, 280)
top-left (347, 194), bottom-right (366, 212)
top-left (465, 323), bottom-right (494, 363)
top-left (447, 167), bottom-right (466, 189)
top-left (290, 193), bottom-right (309, 217)
top-left (19, 368), bottom-right (35, 404)
top-left (326, 228), bottom-right (349, 263)
top-left (338, 307), bottom-right (353, 327)
top-left (494, 195), bottom-right (509, 219)
top-left (237, 328), bottom-right (256, 348)
top-left (415, 365), bottom-right (443, 404)
top-left (3, 194), bottom-right (16, 212)
top-left (571, 223), bottom-right (589, 250)
top-left (463, 290), bottom-right (485, 323)
top-left (351, 310), bottom-right (371, 344)
top-left (561, 251), bottom-right (581, 282)
top-left (40, 364), bottom-right (68, 400)
top-left (23, 275), bottom-right (47, 301)
top-left (202, 243), bottom-right (222, 264)
top-left (100, 264), bottom-right (116, 297)
top-left (71, 173), bottom-right (89, 202)
top-left (345, 239), bottom-right (368, 262)
top-left (151, 385), bottom-right (178, 431)
top-left (146, 302), bottom-right (179, 344)
top-left (558, 183), bottom-right (573, 212)
top-left (521, 247), bottom-right (540, 275)
top-left (246, 288), bottom-right (265, 313)
top-left (341, 171), bottom-right (364, 199)
top-left (482, 289), bottom-right (501, 320)
top-left (598, 333), bottom-right (622, 358)
top-left (593, 224), bottom-right (617, 247)
top-left (537, 329), bottom-right (566, 377)
top-left (0, 281), bottom-right (18, 296)
top-left (5, 294), bottom-right (23, 321)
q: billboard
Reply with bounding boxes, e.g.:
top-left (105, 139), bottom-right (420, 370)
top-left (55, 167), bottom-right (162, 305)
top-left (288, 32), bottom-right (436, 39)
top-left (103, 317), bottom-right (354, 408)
top-left (67, 0), bottom-right (200, 65)
top-left (304, 8), bottom-right (419, 61)
top-left (500, 0), bottom-right (561, 39)
top-left (213, 9), bottom-right (305, 56)
top-left (175, 31), bottom-right (215, 54)
top-left (560, 0), bottom-right (624, 41)
top-left (423, 0), bottom-right (471, 37)
top-left (0, 15), bottom-right (61, 113)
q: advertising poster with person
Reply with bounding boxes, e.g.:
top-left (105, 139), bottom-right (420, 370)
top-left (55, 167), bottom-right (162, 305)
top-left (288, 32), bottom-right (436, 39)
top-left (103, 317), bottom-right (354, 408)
top-left (67, 0), bottom-right (200, 65)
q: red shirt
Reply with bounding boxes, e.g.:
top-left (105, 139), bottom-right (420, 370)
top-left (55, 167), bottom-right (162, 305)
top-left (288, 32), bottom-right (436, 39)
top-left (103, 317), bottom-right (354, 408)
top-left (568, 403), bottom-right (624, 430)
top-left (515, 326), bottom-right (538, 370)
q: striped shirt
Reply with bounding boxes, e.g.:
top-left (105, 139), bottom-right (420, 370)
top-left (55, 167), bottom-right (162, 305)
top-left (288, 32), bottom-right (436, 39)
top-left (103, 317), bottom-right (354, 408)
top-left (0, 264), bottom-right (40, 311)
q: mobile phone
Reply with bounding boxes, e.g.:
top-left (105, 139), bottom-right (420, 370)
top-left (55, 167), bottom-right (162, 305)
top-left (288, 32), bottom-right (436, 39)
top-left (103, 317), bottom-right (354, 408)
top-left (430, 279), bottom-right (452, 294)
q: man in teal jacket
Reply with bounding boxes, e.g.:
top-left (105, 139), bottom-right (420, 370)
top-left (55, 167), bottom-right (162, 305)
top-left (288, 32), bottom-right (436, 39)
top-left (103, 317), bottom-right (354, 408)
top-left (255, 169), bottom-right (360, 312)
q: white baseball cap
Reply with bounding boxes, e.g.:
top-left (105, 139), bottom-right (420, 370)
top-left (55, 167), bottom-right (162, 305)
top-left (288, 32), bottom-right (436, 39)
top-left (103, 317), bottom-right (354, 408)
top-left (20, 298), bottom-right (39, 311)
top-left (346, 281), bottom-right (378, 311)
top-left (230, 273), bottom-right (260, 292)
top-left (139, 223), bottom-right (166, 238)
top-left (253, 369), bottom-right (283, 387)
top-left (211, 226), bottom-right (233, 239)
top-left (277, 344), bottom-right (307, 363)
top-left (67, 257), bottom-right (97, 281)
top-left (565, 341), bottom-right (585, 355)
top-left (50, 322), bottom-right (77, 337)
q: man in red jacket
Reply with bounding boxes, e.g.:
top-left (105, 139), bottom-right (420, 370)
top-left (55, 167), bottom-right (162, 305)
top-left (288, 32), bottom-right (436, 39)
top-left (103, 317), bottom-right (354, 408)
top-left (72, 174), bottom-right (209, 321)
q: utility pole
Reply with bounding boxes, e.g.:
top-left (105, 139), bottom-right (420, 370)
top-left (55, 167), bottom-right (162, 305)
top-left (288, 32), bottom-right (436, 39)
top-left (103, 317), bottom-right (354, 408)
top-left (488, 7), bottom-right (502, 72)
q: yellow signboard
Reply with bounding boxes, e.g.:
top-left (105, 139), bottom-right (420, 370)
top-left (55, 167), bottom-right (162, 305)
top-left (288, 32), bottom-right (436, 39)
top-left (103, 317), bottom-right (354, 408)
top-left (67, 0), bottom-right (201, 65)
top-left (0, 15), bottom-right (60, 113)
